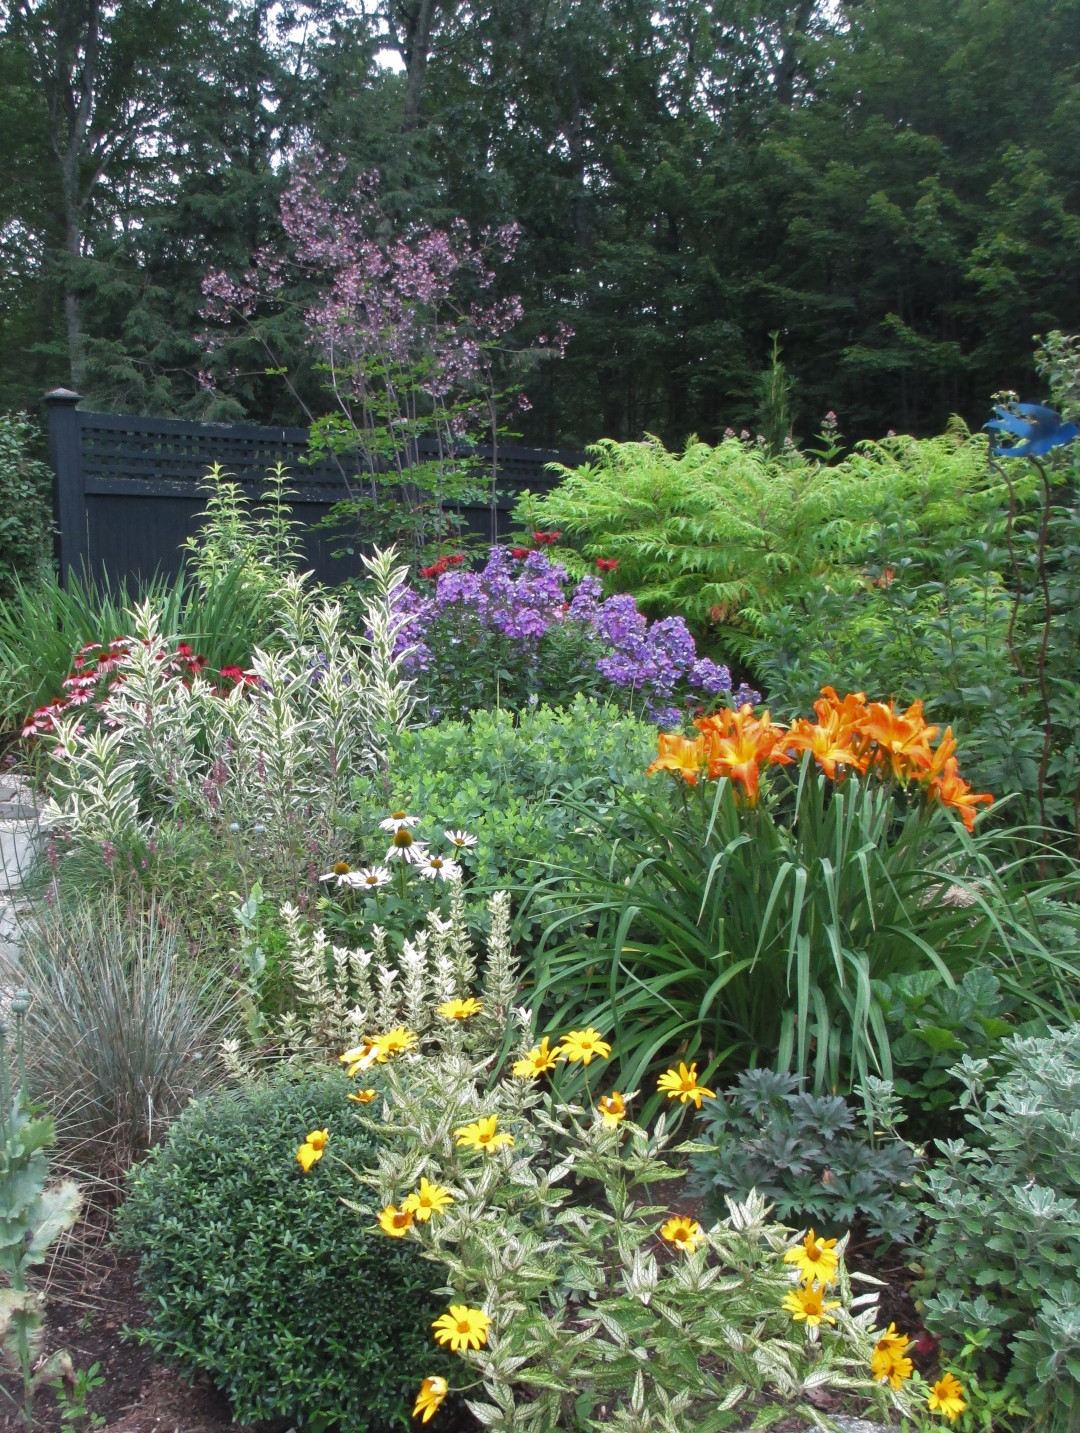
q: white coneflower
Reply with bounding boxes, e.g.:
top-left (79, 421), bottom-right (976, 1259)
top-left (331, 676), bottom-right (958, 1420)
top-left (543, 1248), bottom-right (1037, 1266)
top-left (444, 828), bottom-right (478, 849)
top-left (344, 865), bottom-right (392, 891)
top-left (419, 854), bottom-right (463, 883)
top-left (386, 828), bottom-right (429, 864)
top-left (319, 861), bottom-right (354, 887)
top-left (379, 810), bottom-right (421, 833)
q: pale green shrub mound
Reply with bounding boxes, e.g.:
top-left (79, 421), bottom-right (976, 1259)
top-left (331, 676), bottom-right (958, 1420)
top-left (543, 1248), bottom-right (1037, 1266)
top-left (516, 424), bottom-right (1011, 642)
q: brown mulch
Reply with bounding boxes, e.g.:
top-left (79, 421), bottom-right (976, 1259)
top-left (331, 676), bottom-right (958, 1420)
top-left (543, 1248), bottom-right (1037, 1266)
top-left (0, 1248), bottom-right (271, 1433)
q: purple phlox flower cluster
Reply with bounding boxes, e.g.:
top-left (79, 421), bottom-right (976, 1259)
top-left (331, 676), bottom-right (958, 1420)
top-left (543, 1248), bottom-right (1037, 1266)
top-left (391, 548), bottom-right (749, 723)
top-left (566, 575), bottom-right (731, 711)
top-left (692, 658), bottom-right (735, 695)
top-left (396, 546), bottom-right (568, 658)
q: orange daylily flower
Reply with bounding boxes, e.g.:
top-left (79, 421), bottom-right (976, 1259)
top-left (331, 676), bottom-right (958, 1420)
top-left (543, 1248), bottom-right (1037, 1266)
top-left (646, 732), bottom-right (707, 785)
top-left (785, 713), bottom-right (867, 779)
top-left (816, 688), bottom-right (872, 756)
top-left (695, 704), bottom-right (789, 803)
top-left (928, 756), bottom-right (993, 832)
top-left (920, 725), bottom-right (958, 785)
top-left (861, 698), bottom-right (938, 781)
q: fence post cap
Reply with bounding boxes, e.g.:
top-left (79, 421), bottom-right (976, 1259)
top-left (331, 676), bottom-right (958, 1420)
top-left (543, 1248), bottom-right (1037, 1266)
top-left (44, 388), bottom-right (82, 405)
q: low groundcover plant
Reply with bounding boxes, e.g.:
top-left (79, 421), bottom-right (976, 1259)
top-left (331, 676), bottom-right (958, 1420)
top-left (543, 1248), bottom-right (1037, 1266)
top-left (296, 895), bottom-right (962, 1430)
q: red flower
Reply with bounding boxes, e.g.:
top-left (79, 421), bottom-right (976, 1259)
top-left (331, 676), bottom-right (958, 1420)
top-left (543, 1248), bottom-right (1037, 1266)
top-left (220, 666), bottom-right (245, 683)
top-left (176, 642), bottom-right (194, 659)
top-left (446, 553), bottom-right (466, 566)
top-left (511, 548), bottom-right (531, 558)
top-left (596, 558), bottom-right (619, 572)
top-left (533, 531), bottom-right (561, 545)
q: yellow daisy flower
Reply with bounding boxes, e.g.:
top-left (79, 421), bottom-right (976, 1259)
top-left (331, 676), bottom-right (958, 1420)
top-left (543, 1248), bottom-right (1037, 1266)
top-left (597, 1092), bottom-right (626, 1127)
top-left (558, 1027), bottom-right (612, 1065)
top-left (782, 1283), bottom-right (841, 1327)
top-left (871, 1324), bottom-right (913, 1389)
top-left (512, 1036), bottom-right (559, 1079)
top-left (656, 1061), bottom-right (716, 1109)
top-left (412, 1376), bottom-right (448, 1423)
top-left (927, 1373), bottom-right (966, 1421)
top-left (349, 1089), bottom-right (377, 1104)
top-left (660, 1215), bottom-right (705, 1252)
top-left (432, 1305), bottom-right (491, 1352)
top-left (454, 1114), bottom-right (514, 1153)
top-left (783, 1228), bottom-right (840, 1285)
top-left (378, 1204), bottom-right (415, 1238)
top-left (376, 1027), bottom-right (419, 1059)
top-left (403, 1178), bottom-right (455, 1222)
top-left (296, 1127), bottom-right (329, 1172)
top-left (340, 1039), bottom-right (380, 1077)
top-left (436, 997), bottom-right (483, 1021)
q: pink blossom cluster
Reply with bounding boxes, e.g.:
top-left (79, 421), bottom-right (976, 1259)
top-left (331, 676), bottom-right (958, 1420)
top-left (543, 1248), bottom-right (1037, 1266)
top-left (198, 155), bottom-right (570, 451)
top-left (20, 641), bottom-right (256, 742)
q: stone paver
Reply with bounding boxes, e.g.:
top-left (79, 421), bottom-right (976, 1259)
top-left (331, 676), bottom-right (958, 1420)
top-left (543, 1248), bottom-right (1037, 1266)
top-left (0, 773), bottom-right (41, 965)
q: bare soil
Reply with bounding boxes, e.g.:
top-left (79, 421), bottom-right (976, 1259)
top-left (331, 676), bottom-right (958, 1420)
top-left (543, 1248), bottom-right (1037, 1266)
top-left (0, 1247), bottom-right (273, 1433)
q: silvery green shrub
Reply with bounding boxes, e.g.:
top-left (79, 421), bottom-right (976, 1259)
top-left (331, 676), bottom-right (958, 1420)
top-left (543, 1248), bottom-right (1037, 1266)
top-left (915, 1025), bottom-right (1080, 1425)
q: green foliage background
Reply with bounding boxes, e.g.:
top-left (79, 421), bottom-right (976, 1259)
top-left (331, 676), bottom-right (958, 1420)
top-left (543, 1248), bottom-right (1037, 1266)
top-left (0, 414), bottom-right (53, 597)
top-left (1, 0), bottom-right (1078, 445)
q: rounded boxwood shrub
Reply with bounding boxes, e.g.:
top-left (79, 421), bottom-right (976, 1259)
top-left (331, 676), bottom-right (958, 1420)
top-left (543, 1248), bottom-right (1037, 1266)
top-left (118, 1072), bottom-right (450, 1431)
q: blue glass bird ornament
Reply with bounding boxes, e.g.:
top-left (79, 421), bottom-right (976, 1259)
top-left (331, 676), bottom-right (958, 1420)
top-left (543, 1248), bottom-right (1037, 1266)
top-left (984, 403), bottom-right (1079, 459)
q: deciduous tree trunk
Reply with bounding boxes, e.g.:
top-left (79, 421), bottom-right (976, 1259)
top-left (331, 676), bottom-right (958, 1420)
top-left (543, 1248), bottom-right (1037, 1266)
top-left (400, 0), bottom-right (436, 132)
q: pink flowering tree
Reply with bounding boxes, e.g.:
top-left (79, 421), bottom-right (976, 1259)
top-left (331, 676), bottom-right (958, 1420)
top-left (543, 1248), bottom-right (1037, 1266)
top-left (200, 155), bottom-right (571, 558)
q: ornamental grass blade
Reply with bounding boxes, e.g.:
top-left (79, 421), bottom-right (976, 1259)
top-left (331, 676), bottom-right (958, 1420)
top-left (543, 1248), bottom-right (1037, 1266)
top-left (755, 862), bottom-right (794, 964)
top-left (810, 983), bottom-right (830, 1093)
top-left (784, 867), bottom-right (808, 991)
top-left (698, 958), bottom-right (754, 1020)
top-left (794, 933), bottom-right (812, 1078)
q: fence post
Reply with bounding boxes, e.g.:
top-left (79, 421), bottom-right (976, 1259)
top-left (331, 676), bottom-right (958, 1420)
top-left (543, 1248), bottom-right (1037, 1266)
top-left (44, 389), bottom-right (85, 588)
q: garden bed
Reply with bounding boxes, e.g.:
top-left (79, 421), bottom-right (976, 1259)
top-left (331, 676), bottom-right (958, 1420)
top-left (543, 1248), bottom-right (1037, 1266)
top-left (0, 1252), bottom-right (249, 1433)
top-left (2, 1226), bottom-right (919, 1433)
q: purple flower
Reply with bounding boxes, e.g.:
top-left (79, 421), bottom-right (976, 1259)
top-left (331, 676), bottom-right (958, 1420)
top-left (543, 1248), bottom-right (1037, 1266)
top-left (389, 546), bottom-right (744, 725)
top-left (690, 658), bottom-right (734, 696)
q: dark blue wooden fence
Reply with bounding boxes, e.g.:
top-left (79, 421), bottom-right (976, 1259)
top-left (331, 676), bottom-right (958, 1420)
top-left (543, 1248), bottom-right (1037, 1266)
top-left (44, 389), bottom-right (577, 588)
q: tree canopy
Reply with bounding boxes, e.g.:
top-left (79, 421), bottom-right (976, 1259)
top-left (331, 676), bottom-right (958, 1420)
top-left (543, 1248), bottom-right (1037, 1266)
top-left (1, 0), bottom-right (1078, 446)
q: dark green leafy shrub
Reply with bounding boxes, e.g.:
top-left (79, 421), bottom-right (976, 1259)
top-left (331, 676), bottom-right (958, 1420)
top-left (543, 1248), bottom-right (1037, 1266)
top-left (0, 412), bottom-right (53, 597)
top-left (118, 1074), bottom-right (450, 1431)
top-left (915, 1026), bottom-right (1080, 1425)
top-left (880, 967), bottom-right (1015, 1129)
top-left (689, 1070), bottom-right (918, 1242)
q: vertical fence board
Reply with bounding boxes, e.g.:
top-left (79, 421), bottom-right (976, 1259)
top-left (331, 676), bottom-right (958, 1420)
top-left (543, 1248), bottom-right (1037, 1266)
top-left (45, 390), bottom-right (88, 586)
top-left (44, 399), bottom-right (578, 590)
